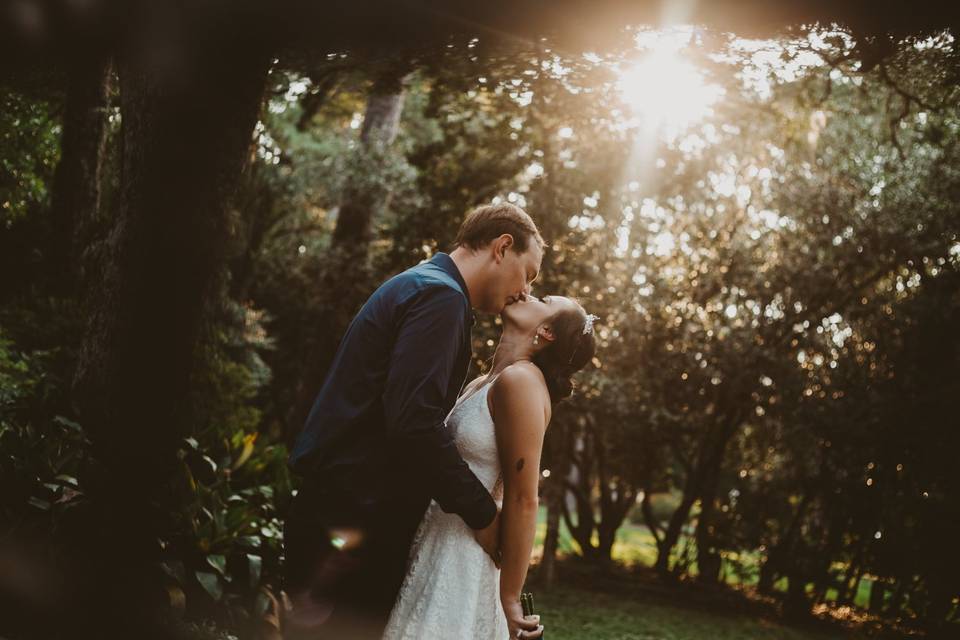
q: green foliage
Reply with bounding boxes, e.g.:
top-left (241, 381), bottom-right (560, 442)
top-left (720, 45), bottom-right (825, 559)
top-left (0, 89), bottom-right (61, 225)
top-left (159, 297), bottom-right (290, 624)
top-left (0, 328), bottom-right (89, 526)
top-left (4, 22), bottom-right (960, 637)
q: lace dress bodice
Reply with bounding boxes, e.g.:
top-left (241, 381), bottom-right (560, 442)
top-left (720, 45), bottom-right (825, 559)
top-left (382, 379), bottom-right (507, 640)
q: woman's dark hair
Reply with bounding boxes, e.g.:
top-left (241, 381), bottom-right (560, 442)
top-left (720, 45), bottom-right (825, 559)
top-left (532, 303), bottom-right (597, 403)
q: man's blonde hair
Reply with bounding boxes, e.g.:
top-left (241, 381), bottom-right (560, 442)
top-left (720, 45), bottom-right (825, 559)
top-left (454, 203), bottom-right (543, 254)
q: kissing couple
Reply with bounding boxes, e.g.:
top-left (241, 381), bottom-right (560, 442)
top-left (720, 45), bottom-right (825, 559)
top-left (284, 203), bottom-right (597, 639)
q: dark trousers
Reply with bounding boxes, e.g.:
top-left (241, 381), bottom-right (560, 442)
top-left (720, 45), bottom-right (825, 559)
top-left (282, 472), bottom-right (426, 639)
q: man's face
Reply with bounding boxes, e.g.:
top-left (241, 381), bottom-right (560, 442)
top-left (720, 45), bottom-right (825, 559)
top-left (489, 239), bottom-right (543, 314)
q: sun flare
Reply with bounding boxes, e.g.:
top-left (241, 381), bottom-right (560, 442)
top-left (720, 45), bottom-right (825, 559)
top-left (617, 48), bottom-right (723, 135)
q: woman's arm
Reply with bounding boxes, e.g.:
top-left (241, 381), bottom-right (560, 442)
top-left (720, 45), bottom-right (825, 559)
top-left (490, 362), bottom-right (551, 638)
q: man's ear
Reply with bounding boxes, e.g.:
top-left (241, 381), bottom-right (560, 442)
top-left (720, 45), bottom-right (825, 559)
top-left (494, 234), bottom-right (514, 263)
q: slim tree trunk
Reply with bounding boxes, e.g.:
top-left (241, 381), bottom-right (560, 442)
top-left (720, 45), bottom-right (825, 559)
top-left (655, 488), bottom-right (697, 576)
top-left (330, 67), bottom-right (409, 251)
top-left (759, 492), bottom-right (812, 595)
top-left (50, 54), bottom-right (112, 291)
top-left (869, 578), bottom-right (887, 613)
top-left (594, 433), bottom-right (636, 567)
top-left (537, 421), bottom-right (571, 588)
top-left (694, 494), bottom-right (722, 585)
top-left (538, 472), bottom-right (564, 588)
top-left (70, 39), bottom-right (270, 638)
top-left (639, 489), bottom-right (664, 546)
top-left (656, 412), bottom-right (741, 578)
top-left (286, 65), bottom-right (411, 445)
top-left (837, 541), bottom-right (865, 604)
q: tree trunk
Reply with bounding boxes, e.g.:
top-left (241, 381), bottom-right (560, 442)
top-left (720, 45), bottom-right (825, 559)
top-left (694, 502), bottom-right (722, 585)
top-left (330, 68), bottom-right (409, 251)
top-left (784, 572), bottom-right (811, 620)
top-left (837, 541), bottom-right (865, 604)
top-left (657, 412), bottom-right (742, 579)
top-left (230, 161), bottom-right (282, 302)
top-left (639, 489), bottom-right (664, 546)
top-left (885, 577), bottom-right (909, 618)
top-left (694, 477), bottom-right (722, 585)
top-left (869, 578), bottom-right (887, 613)
top-left (759, 491), bottom-right (813, 595)
top-left (286, 65), bottom-right (411, 445)
top-left (69, 40), bottom-right (270, 638)
top-left (654, 486), bottom-right (697, 576)
top-left (758, 556), bottom-right (778, 594)
top-left (50, 54), bottom-right (112, 291)
top-left (537, 420), bottom-right (572, 588)
top-left (596, 482), bottom-right (634, 566)
top-left (538, 472), bottom-right (564, 588)
top-left (560, 430), bottom-right (600, 560)
top-left (594, 431), bottom-right (636, 567)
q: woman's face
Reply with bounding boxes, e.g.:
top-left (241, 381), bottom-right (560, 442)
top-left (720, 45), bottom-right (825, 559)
top-left (501, 294), bottom-right (581, 334)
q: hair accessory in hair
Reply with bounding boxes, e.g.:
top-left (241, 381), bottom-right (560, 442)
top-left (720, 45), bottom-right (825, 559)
top-left (582, 314), bottom-right (599, 335)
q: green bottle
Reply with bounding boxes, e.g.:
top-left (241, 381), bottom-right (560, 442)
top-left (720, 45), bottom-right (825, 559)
top-left (520, 591), bottom-right (543, 638)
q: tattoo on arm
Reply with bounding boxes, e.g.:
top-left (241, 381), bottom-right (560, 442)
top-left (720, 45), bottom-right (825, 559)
top-left (516, 458), bottom-right (525, 472)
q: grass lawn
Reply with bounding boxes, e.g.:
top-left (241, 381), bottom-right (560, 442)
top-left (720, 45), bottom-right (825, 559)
top-left (534, 582), bottom-right (857, 640)
top-left (533, 507), bottom-right (877, 608)
top-left (528, 508), bottom-right (912, 639)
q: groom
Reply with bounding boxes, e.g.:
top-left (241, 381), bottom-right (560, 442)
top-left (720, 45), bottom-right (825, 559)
top-left (284, 202), bottom-right (544, 638)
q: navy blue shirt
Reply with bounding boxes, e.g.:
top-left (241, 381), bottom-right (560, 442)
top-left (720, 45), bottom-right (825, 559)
top-left (289, 253), bottom-right (497, 530)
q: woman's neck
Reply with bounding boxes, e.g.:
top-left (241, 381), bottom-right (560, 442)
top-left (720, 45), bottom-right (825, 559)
top-left (488, 331), bottom-right (533, 376)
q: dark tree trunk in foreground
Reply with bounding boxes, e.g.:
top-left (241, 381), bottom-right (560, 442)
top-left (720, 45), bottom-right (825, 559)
top-left (49, 55), bottom-right (112, 290)
top-left (286, 65), bottom-right (410, 444)
top-left (69, 38), bottom-right (270, 638)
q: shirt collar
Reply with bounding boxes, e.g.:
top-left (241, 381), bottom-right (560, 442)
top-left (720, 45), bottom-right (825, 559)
top-left (430, 252), bottom-right (476, 327)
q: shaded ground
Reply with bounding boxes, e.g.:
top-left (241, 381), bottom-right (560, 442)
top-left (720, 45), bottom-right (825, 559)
top-left (531, 561), bottom-right (924, 640)
top-left (531, 506), bottom-right (933, 639)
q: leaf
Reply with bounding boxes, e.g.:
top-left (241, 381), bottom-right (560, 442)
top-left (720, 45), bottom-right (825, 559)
top-left (183, 436), bottom-right (199, 451)
top-left (161, 561), bottom-right (186, 584)
top-left (167, 585), bottom-right (186, 615)
top-left (232, 432), bottom-right (258, 470)
top-left (54, 474), bottom-right (78, 487)
top-left (28, 496), bottom-right (50, 511)
top-left (206, 554), bottom-right (227, 576)
top-left (247, 554), bottom-right (262, 588)
top-left (195, 571), bottom-right (222, 601)
top-left (254, 591), bottom-right (271, 618)
top-left (238, 535), bottom-right (262, 549)
top-left (53, 415), bottom-right (83, 433)
top-left (201, 455), bottom-right (218, 475)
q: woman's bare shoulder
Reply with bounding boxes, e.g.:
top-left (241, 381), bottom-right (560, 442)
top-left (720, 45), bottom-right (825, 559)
top-left (494, 361), bottom-right (544, 389)
top-left (490, 362), bottom-right (550, 418)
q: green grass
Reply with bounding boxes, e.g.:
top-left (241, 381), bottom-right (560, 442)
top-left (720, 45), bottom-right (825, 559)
top-left (529, 506), bottom-right (907, 640)
top-left (534, 506), bottom-right (680, 568)
top-left (534, 582), bottom-right (862, 640)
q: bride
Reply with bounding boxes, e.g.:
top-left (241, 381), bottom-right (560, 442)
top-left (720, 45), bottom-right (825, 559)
top-left (383, 293), bottom-right (597, 640)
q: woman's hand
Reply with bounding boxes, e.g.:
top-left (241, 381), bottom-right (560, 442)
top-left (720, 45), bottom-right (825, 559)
top-left (502, 598), bottom-right (543, 639)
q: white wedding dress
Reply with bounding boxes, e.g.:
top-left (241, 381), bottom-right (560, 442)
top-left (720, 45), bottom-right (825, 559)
top-left (382, 378), bottom-right (508, 640)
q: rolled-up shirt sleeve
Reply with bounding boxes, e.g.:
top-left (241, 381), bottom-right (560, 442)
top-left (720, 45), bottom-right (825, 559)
top-left (382, 284), bottom-right (497, 530)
